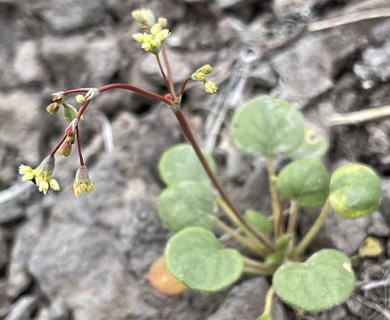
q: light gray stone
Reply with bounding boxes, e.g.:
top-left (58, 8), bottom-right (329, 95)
top-left (5, 296), bottom-right (38, 320)
top-left (0, 228), bottom-right (7, 270)
top-left (272, 0), bottom-right (330, 16)
top-left (354, 41), bottom-right (390, 85)
top-left (41, 0), bottom-right (104, 33)
top-left (28, 221), bottom-right (135, 320)
top-left (207, 277), bottom-right (287, 320)
top-left (368, 211), bottom-right (390, 237)
top-left (7, 209), bottom-right (42, 298)
top-left (0, 91), bottom-right (42, 164)
top-left (13, 41), bottom-right (46, 84)
top-left (214, 0), bottom-right (252, 8)
top-left (85, 36), bottom-right (121, 85)
top-left (271, 36), bottom-right (333, 108)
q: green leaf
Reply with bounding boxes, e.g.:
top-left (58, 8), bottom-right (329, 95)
top-left (165, 227), bottom-right (244, 292)
top-left (231, 95), bottom-right (304, 156)
top-left (277, 159), bottom-right (330, 208)
top-left (288, 127), bottom-right (328, 160)
top-left (273, 249), bottom-right (355, 312)
top-left (244, 209), bottom-right (272, 233)
top-left (158, 181), bottom-right (217, 232)
top-left (329, 164), bottom-right (382, 218)
top-left (158, 144), bottom-right (216, 186)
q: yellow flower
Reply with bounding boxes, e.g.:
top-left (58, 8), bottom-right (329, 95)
top-left (204, 80), bottom-right (218, 94)
top-left (133, 23), bottom-right (170, 54)
top-left (191, 72), bottom-right (206, 82)
top-left (199, 64), bottom-right (212, 74)
top-left (131, 8), bottom-right (156, 29)
top-left (73, 165), bottom-right (95, 197)
top-left (19, 156), bottom-right (60, 195)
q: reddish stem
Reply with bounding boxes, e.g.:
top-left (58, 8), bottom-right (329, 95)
top-left (156, 54), bottom-right (172, 96)
top-left (64, 89), bottom-right (90, 95)
top-left (98, 83), bottom-right (174, 106)
top-left (178, 77), bottom-right (192, 97)
top-left (50, 135), bottom-right (67, 157)
top-left (174, 110), bottom-right (274, 250)
top-left (76, 126), bottom-right (84, 166)
top-left (160, 44), bottom-right (176, 99)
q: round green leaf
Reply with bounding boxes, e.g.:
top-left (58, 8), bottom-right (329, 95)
top-left (277, 159), bottom-right (330, 208)
top-left (165, 227), bottom-right (244, 292)
top-left (158, 144), bottom-right (216, 186)
top-left (288, 127), bottom-right (328, 160)
top-left (231, 95), bottom-right (304, 156)
top-left (329, 164), bottom-right (382, 218)
top-left (273, 249), bottom-right (355, 312)
top-left (158, 181), bottom-right (217, 232)
top-left (244, 209), bottom-right (272, 233)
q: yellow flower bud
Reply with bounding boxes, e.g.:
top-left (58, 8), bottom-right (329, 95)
top-left (75, 95), bottom-right (85, 104)
top-left (204, 80), bottom-right (218, 94)
top-left (200, 64), bottom-right (213, 74)
top-left (131, 8), bottom-right (156, 29)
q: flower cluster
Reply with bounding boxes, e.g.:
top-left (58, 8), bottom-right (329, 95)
top-left (73, 165), bottom-right (95, 197)
top-left (191, 65), bottom-right (218, 94)
top-left (19, 156), bottom-right (60, 194)
top-left (132, 9), bottom-right (170, 54)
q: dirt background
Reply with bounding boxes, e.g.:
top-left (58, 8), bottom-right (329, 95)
top-left (0, 0), bottom-right (390, 319)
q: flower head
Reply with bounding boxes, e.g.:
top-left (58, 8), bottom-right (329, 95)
top-left (73, 165), bottom-right (95, 197)
top-left (204, 80), bottom-right (218, 94)
top-left (133, 23), bottom-right (170, 54)
top-left (132, 8), bottom-right (156, 29)
top-left (19, 156), bottom-right (60, 194)
top-left (191, 65), bottom-right (218, 94)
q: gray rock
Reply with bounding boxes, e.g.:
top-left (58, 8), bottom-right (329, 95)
top-left (35, 308), bottom-right (50, 320)
top-left (305, 209), bottom-right (371, 256)
top-left (41, 0), bottom-right (104, 33)
top-left (248, 61), bottom-right (278, 89)
top-left (271, 36), bottom-right (333, 108)
top-left (13, 40), bottom-right (46, 84)
top-left (371, 19), bottom-right (390, 43)
top-left (214, 0), bottom-right (252, 8)
top-left (354, 41), bottom-right (390, 86)
top-left (120, 198), bottom-right (170, 277)
top-left (5, 296), bottom-right (38, 320)
top-left (206, 277), bottom-right (287, 320)
top-left (48, 298), bottom-right (70, 320)
top-left (0, 43), bottom-right (17, 89)
top-left (85, 36), bottom-right (121, 86)
top-left (139, 49), bottom-right (192, 85)
top-left (7, 208), bottom-right (42, 298)
top-left (0, 228), bottom-right (7, 269)
top-left (40, 35), bottom-right (88, 87)
top-left (0, 201), bottom-right (25, 226)
top-left (367, 211), bottom-right (390, 237)
top-left (0, 281), bottom-right (10, 318)
top-left (272, 0), bottom-right (330, 16)
top-left (28, 221), bottom-right (135, 320)
top-left (0, 90), bottom-right (42, 164)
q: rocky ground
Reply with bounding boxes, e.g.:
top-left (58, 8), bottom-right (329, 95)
top-left (0, 0), bottom-right (390, 319)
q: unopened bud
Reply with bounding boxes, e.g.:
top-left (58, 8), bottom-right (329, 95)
top-left (204, 80), bottom-right (218, 94)
top-left (46, 103), bottom-right (59, 115)
top-left (75, 95), bottom-right (85, 104)
top-left (59, 141), bottom-right (72, 157)
top-left (158, 17), bottom-right (168, 28)
top-left (200, 64), bottom-right (213, 74)
top-left (66, 135), bottom-right (75, 145)
top-left (65, 118), bottom-right (79, 136)
top-left (191, 72), bottom-right (206, 82)
top-left (52, 91), bottom-right (65, 104)
top-left (62, 103), bottom-right (78, 122)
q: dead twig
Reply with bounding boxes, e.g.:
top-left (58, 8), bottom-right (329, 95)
top-left (325, 105), bottom-right (390, 127)
top-left (308, 8), bottom-right (390, 32)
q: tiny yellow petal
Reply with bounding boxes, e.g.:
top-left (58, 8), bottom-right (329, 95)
top-left (75, 95), bottom-right (85, 104)
top-left (200, 64), bottom-right (212, 74)
top-left (50, 178), bottom-right (60, 191)
top-left (133, 33), bottom-right (145, 42)
top-left (204, 80), bottom-right (218, 94)
top-left (150, 23), bottom-right (162, 36)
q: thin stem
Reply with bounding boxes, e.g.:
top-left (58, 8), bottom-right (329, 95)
top-left (178, 77), bottom-right (192, 97)
top-left (50, 135), bottom-right (67, 157)
top-left (174, 110), bottom-right (274, 251)
top-left (217, 198), bottom-right (269, 255)
top-left (98, 83), bottom-right (174, 106)
top-left (243, 265), bottom-right (274, 276)
top-left (294, 198), bottom-right (331, 257)
top-left (160, 44), bottom-right (176, 99)
top-left (76, 100), bottom-right (91, 121)
top-left (214, 217), bottom-right (266, 257)
top-left (64, 88), bottom-right (90, 95)
top-left (257, 287), bottom-right (275, 320)
top-left (75, 126), bottom-right (84, 166)
top-left (267, 157), bottom-right (281, 237)
top-left (155, 54), bottom-right (172, 96)
top-left (287, 201), bottom-right (299, 241)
